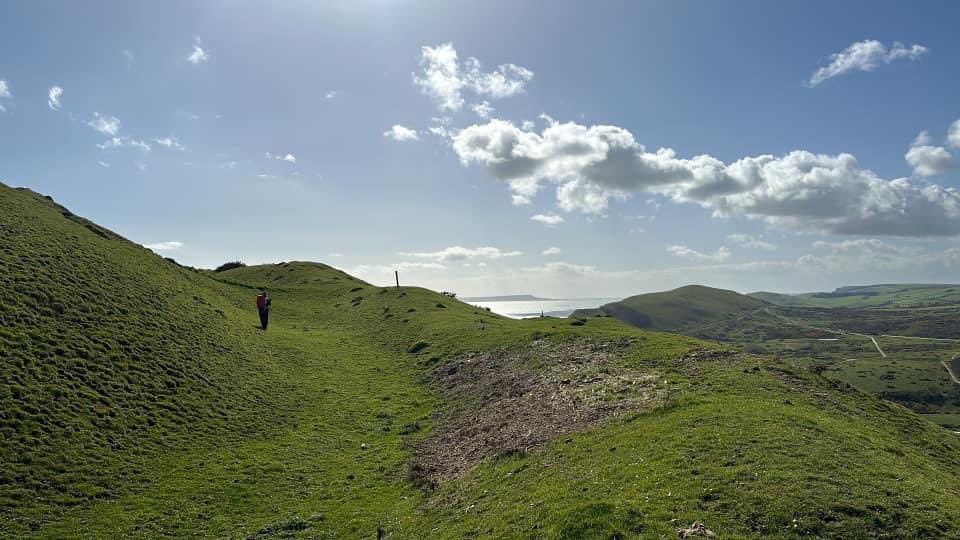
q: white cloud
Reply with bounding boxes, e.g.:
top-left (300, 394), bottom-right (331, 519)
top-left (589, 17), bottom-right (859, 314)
top-left (87, 112), bottom-right (121, 136)
top-left (398, 246), bottom-right (522, 263)
top-left (471, 100), bottom-right (494, 119)
top-left (812, 238), bottom-right (903, 255)
top-left (542, 247), bottom-right (561, 256)
top-left (97, 137), bottom-right (151, 152)
top-left (145, 241), bottom-right (183, 252)
top-left (47, 86), bottom-right (63, 111)
top-left (97, 160), bottom-right (110, 168)
top-left (383, 124), bottom-right (419, 142)
top-left (153, 136), bottom-right (187, 151)
top-left (412, 43), bottom-right (533, 112)
top-left (905, 131), bottom-right (953, 176)
top-left (265, 152), bottom-right (297, 163)
top-left (807, 40), bottom-right (928, 87)
top-left (219, 160), bottom-right (237, 169)
top-left (948, 119), bottom-right (960, 150)
top-left (325, 90), bottom-right (337, 99)
top-left (328, 252), bottom-right (344, 257)
top-left (727, 233), bottom-right (776, 250)
top-left (451, 117), bottom-right (960, 237)
top-left (123, 49), bottom-right (135, 67)
top-left (531, 213), bottom-right (565, 226)
top-left (667, 245), bottom-right (731, 263)
top-left (0, 79), bottom-right (10, 112)
top-left (187, 37), bottom-right (210, 64)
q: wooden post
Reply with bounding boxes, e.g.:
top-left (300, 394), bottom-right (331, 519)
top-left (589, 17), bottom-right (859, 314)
top-left (395, 270), bottom-right (400, 289)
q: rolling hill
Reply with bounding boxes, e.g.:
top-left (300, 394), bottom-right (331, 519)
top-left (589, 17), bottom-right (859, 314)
top-left (4, 182), bottom-right (960, 538)
top-left (751, 284), bottom-right (960, 309)
top-left (573, 285), bottom-right (766, 332)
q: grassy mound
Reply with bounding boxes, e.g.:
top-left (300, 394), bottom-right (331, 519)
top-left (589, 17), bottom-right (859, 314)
top-left (579, 284), bottom-right (766, 332)
top-left (3, 182), bottom-right (960, 538)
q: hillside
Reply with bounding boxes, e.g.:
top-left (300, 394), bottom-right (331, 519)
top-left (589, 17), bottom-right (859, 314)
top-left (751, 284), bottom-right (960, 308)
top-left (574, 285), bottom-right (766, 332)
top-left (4, 183), bottom-right (960, 538)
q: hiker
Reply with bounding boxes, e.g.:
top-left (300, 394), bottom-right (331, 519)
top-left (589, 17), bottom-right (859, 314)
top-left (256, 290), bottom-right (271, 330)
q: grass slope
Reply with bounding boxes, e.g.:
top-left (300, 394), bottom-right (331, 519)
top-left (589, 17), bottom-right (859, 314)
top-left (577, 285), bottom-right (765, 333)
top-left (4, 183), bottom-right (960, 538)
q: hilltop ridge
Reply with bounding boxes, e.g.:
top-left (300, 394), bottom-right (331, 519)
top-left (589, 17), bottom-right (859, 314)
top-left (4, 183), bottom-right (960, 538)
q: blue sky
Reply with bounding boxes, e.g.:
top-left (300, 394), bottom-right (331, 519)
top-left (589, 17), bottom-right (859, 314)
top-left (2, 1), bottom-right (960, 297)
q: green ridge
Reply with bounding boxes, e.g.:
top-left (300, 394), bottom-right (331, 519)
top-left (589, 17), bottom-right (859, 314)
top-left (4, 183), bottom-right (960, 538)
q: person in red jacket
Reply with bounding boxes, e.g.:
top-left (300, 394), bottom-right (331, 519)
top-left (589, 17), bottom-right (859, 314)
top-left (256, 290), bottom-right (271, 330)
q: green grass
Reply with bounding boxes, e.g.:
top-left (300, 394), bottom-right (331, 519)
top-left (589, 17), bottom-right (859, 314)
top-left (577, 285), bottom-right (765, 332)
top-left (5, 182), bottom-right (960, 538)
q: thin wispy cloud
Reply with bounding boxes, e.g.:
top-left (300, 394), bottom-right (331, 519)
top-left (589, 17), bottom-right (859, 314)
top-left (97, 137), bottom-right (150, 152)
top-left (531, 213), bottom-right (564, 226)
top-left (145, 241), bottom-right (183, 252)
top-left (471, 100), bottom-right (494, 119)
top-left (187, 37), bottom-right (210, 64)
top-left (97, 160), bottom-right (110, 168)
top-left (542, 247), bottom-right (561, 256)
top-left (0, 79), bottom-right (12, 112)
top-left (325, 90), bottom-right (337, 99)
top-left (399, 246), bottom-right (522, 263)
top-left (265, 152), bottom-right (297, 163)
top-left (667, 245), bottom-right (731, 263)
top-left (87, 112), bottom-right (121, 136)
top-left (383, 124), bottom-right (419, 142)
top-left (47, 86), bottom-right (63, 111)
top-left (153, 136), bottom-right (186, 151)
top-left (806, 39), bottom-right (927, 87)
top-left (727, 233), bottom-right (776, 251)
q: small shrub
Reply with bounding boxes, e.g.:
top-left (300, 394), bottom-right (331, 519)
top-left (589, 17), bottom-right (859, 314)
top-left (213, 261), bottom-right (246, 272)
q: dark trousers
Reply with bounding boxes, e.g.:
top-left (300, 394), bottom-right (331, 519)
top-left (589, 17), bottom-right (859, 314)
top-left (258, 308), bottom-right (269, 330)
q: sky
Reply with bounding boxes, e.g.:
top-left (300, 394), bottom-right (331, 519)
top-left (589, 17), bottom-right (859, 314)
top-left (2, 0), bottom-right (960, 298)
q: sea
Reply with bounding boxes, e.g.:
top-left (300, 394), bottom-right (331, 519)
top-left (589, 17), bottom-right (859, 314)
top-left (464, 298), bottom-right (615, 319)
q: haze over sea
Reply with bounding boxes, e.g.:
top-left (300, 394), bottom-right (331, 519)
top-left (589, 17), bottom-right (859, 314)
top-left (464, 298), bottom-right (615, 319)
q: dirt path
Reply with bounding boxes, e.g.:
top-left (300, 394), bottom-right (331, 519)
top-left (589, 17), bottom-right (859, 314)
top-left (866, 335), bottom-right (886, 357)
top-left (942, 354), bottom-right (960, 384)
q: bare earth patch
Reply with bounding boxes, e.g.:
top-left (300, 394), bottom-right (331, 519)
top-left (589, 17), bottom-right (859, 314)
top-left (410, 338), bottom-right (669, 487)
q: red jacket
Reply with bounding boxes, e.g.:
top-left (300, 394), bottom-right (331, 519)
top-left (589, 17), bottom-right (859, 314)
top-left (256, 294), bottom-right (267, 309)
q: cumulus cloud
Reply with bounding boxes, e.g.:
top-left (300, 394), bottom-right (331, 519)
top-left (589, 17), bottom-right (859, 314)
top-left (145, 241), bottom-right (183, 252)
top-left (187, 37), bottom-right (210, 64)
top-left (471, 100), bottom-right (494, 119)
top-left (87, 112), bottom-right (121, 136)
top-left (807, 40), bottom-right (927, 87)
top-left (727, 233), bottom-right (776, 250)
top-left (398, 246), bottom-right (522, 263)
top-left (666, 245), bottom-right (731, 263)
top-left (47, 86), bottom-right (63, 111)
top-left (412, 43), bottom-right (533, 112)
top-left (542, 247), bottom-right (561, 256)
top-left (153, 136), bottom-right (186, 151)
top-left (949, 119), bottom-right (960, 150)
top-left (531, 213), bottom-right (565, 226)
top-left (451, 117), bottom-right (960, 237)
top-left (905, 131), bottom-right (953, 176)
top-left (383, 124), bottom-right (419, 142)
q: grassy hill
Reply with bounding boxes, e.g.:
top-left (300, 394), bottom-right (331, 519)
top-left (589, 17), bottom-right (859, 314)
top-left (751, 284), bottom-right (960, 309)
top-left (4, 182), bottom-right (960, 538)
top-left (574, 285), bottom-right (766, 333)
